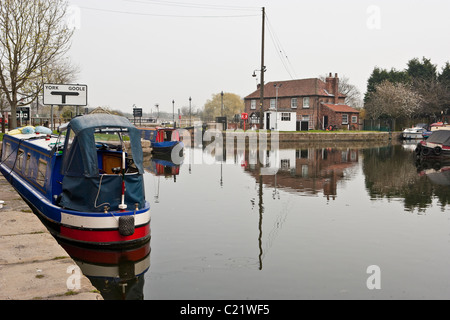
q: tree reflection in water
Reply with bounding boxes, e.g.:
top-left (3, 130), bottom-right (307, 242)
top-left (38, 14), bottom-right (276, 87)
top-left (363, 144), bottom-right (450, 212)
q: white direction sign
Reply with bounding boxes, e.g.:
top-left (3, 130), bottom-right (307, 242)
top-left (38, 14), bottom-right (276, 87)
top-left (43, 84), bottom-right (87, 106)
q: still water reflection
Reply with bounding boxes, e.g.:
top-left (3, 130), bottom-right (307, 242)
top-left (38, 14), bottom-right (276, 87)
top-left (66, 142), bottom-right (450, 299)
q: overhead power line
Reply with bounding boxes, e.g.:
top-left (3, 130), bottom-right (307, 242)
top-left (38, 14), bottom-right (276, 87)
top-left (123, 0), bottom-right (260, 11)
top-left (80, 5), bottom-right (260, 18)
top-left (265, 13), bottom-right (298, 79)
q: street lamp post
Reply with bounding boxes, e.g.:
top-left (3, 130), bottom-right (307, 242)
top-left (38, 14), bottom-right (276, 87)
top-left (274, 83), bottom-right (282, 131)
top-left (252, 66), bottom-right (266, 128)
top-left (221, 91), bottom-right (224, 117)
top-left (172, 100), bottom-right (175, 128)
top-left (189, 96), bottom-right (192, 127)
top-left (155, 103), bottom-right (159, 123)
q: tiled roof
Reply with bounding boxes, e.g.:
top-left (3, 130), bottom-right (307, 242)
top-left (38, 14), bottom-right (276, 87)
top-left (244, 78), bottom-right (345, 99)
top-left (323, 103), bottom-right (359, 113)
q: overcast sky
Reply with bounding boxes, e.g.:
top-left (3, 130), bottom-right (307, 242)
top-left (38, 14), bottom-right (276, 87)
top-left (66, 0), bottom-right (450, 115)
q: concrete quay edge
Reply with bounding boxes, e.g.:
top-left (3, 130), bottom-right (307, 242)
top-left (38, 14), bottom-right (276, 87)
top-left (0, 175), bottom-right (102, 300)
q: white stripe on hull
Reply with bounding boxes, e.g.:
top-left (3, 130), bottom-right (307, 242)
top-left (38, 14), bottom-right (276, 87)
top-left (60, 209), bottom-right (151, 229)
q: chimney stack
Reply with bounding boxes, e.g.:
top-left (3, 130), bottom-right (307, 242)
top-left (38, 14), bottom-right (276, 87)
top-left (334, 73), bottom-right (339, 104)
top-left (325, 73), bottom-right (340, 104)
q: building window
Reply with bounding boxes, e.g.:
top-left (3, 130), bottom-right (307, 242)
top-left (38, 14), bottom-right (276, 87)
top-left (291, 98), bottom-right (297, 109)
top-left (281, 113), bottom-right (291, 121)
top-left (301, 165), bottom-right (309, 177)
top-left (342, 114), bottom-right (348, 124)
top-left (351, 115), bottom-right (357, 123)
top-left (303, 97), bottom-right (310, 108)
top-left (280, 159), bottom-right (290, 170)
top-left (250, 100), bottom-right (256, 110)
top-left (270, 99), bottom-right (276, 109)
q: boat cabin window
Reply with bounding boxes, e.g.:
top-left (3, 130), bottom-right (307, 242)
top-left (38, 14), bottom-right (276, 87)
top-left (25, 153), bottom-right (31, 176)
top-left (61, 126), bottom-right (139, 177)
top-left (16, 149), bottom-right (24, 171)
top-left (37, 159), bottom-right (47, 187)
top-left (94, 130), bottom-right (129, 151)
top-left (4, 143), bottom-right (12, 166)
top-left (94, 130), bottom-right (139, 174)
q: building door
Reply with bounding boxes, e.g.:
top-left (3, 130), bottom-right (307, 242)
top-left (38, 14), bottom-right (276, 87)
top-left (323, 116), bottom-right (328, 130)
top-left (296, 121), bottom-right (301, 131)
top-left (301, 121), bottom-right (309, 131)
top-left (266, 113), bottom-right (270, 130)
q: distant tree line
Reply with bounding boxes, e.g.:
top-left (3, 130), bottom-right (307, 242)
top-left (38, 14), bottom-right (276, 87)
top-left (364, 57), bottom-right (450, 129)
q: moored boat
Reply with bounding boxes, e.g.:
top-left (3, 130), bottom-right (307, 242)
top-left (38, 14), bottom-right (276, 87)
top-left (139, 127), bottom-right (183, 155)
top-left (0, 114), bottom-right (150, 247)
top-left (415, 130), bottom-right (450, 157)
top-left (402, 126), bottom-right (427, 139)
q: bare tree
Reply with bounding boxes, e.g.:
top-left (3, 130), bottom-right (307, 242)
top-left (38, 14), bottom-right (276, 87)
top-left (0, 0), bottom-right (74, 128)
top-left (365, 81), bottom-right (422, 128)
top-left (412, 78), bottom-right (450, 120)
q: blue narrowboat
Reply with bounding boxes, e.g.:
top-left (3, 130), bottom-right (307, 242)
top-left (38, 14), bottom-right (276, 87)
top-left (0, 114), bottom-right (150, 247)
top-left (139, 127), bottom-right (184, 154)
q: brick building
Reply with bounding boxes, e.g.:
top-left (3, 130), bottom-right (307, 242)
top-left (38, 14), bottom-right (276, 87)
top-left (244, 73), bottom-right (360, 130)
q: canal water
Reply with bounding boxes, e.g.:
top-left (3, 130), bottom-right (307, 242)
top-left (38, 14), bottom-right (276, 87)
top-left (68, 141), bottom-right (450, 300)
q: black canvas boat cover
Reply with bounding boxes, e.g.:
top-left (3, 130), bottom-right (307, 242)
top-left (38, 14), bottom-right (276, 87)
top-left (427, 130), bottom-right (450, 146)
top-left (59, 114), bottom-right (145, 212)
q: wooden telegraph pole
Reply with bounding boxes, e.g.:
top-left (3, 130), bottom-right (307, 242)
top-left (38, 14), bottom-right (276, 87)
top-left (259, 7), bottom-right (265, 130)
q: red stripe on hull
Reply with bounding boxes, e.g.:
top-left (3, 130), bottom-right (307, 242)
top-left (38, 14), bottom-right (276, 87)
top-left (60, 224), bottom-right (150, 245)
top-left (60, 242), bottom-right (151, 265)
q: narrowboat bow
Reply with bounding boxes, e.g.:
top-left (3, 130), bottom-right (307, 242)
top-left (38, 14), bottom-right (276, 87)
top-left (0, 115), bottom-right (150, 247)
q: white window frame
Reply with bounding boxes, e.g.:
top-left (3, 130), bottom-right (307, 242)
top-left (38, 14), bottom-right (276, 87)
top-left (37, 159), bottom-right (47, 187)
top-left (351, 115), bottom-right (357, 123)
top-left (342, 114), bottom-right (349, 124)
top-left (281, 113), bottom-right (291, 121)
top-left (303, 97), bottom-right (310, 108)
top-left (291, 98), bottom-right (298, 109)
top-left (270, 99), bottom-right (276, 109)
top-left (250, 100), bottom-right (256, 110)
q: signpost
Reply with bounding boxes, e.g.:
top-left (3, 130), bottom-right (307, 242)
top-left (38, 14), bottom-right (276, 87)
top-left (133, 107), bottom-right (143, 126)
top-left (133, 108), bottom-right (143, 118)
top-left (43, 84), bottom-right (87, 106)
top-left (241, 112), bottom-right (248, 131)
top-left (43, 84), bottom-right (88, 130)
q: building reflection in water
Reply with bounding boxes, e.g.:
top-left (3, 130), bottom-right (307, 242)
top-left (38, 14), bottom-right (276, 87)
top-left (201, 142), bottom-right (360, 270)
top-left (242, 146), bottom-right (360, 200)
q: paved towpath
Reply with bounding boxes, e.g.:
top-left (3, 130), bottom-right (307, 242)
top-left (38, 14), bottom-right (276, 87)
top-left (0, 175), bottom-right (102, 300)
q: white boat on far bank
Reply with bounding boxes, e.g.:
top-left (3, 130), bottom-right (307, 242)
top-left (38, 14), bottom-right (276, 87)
top-left (402, 125), bottom-right (427, 140)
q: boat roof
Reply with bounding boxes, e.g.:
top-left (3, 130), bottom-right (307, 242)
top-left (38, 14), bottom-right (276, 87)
top-left (138, 127), bottom-right (176, 131)
top-left (68, 114), bottom-right (136, 134)
top-left (427, 130), bottom-right (450, 145)
top-left (4, 133), bottom-right (60, 151)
